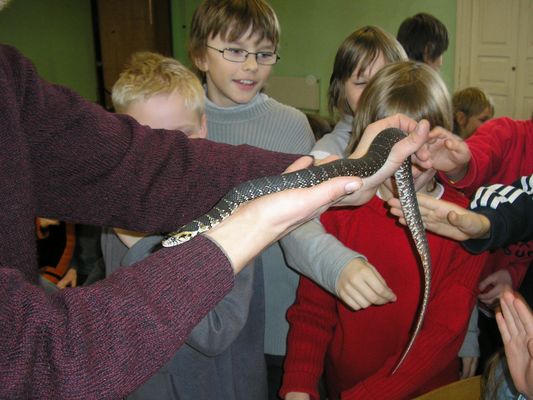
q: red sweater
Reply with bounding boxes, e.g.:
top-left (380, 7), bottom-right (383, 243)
top-left (281, 189), bottom-right (487, 400)
top-left (439, 117), bottom-right (533, 289)
top-left (0, 44), bottom-right (298, 399)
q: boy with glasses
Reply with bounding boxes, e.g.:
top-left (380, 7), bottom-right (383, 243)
top-left (188, 1), bottom-right (315, 398)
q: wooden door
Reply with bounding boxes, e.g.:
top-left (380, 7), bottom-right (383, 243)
top-left (94, 0), bottom-right (172, 109)
top-left (455, 0), bottom-right (533, 119)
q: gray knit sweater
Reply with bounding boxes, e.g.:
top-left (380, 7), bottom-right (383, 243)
top-left (101, 230), bottom-right (267, 400)
top-left (205, 93), bottom-right (315, 356)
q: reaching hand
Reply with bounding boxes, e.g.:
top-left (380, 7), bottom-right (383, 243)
top-left (56, 268), bottom-right (77, 289)
top-left (284, 392), bottom-right (311, 400)
top-left (414, 126), bottom-right (471, 180)
top-left (387, 193), bottom-right (491, 241)
top-left (460, 356), bottom-right (479, 379)
top-left (495, 290), bottom-right (533, 398)
top-left (478, 269), bottom-right (513, 306)
top-left (336, 258), bottom-right (396, 310)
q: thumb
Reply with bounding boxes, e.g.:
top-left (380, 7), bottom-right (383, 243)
top-left (528, 339), bottom-right (533, 359)
top-left (479, 274), bottom-right (496, 291)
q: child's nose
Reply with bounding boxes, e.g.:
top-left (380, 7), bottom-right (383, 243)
top-left (242, 54), bottom-right (259, 71)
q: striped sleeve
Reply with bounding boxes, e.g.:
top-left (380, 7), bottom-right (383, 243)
top-left (463, 175), bottom-right (533, 253)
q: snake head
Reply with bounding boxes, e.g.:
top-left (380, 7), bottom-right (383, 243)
top-left (161, 231), bottom-right (195, 247)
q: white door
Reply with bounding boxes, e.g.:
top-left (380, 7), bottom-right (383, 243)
top-left (455, 0), bottom-right (533, 119)
top-left (515, 0), bottom-right (533, 119)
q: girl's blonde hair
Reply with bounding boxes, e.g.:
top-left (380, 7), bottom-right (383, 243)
top-left (112, 52), bottom-right (205, 116)
top-left (328, 26), bottom-right (407, 119)
top-left (188, 0), bottom-right (280, 82)
top-left (346, 61), bottom-right (452, 155)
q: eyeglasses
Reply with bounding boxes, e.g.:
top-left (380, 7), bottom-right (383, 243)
top-left (206, 45), bottom-right (280, 65)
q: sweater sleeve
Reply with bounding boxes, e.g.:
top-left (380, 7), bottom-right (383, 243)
top-left (10, 46), bottom-right (298, 232)
top-left (280, 276), bottom-right (339, 400)
top-left (185, 260), bottom-right (256, 356)
top-left (463, 175), bottom-right (533, 253)
top-left (438, 117), bottom-right (523, 197)
top-left (1, 236), bottom-right (235, 400)
top-left (341, 248), bottom-right (487, 400)
top-left (280, 218), bottom-right (366, 294)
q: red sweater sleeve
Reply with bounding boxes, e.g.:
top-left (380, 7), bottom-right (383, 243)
top-left (341, 247), bottom-right (487, 399)
top-left (438, 117), bottom-right (533, 197)
top-left (281, 276), bottom-right (339, 400)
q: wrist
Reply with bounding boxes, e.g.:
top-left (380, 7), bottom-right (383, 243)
top-left (446, 165), bottom-right (468, 183)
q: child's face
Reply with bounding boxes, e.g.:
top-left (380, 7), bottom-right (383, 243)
top-left (125, 90), bottom-right (207, 139)
top-left (195, 26), bottom-right (276, 107)
top-left (344, 52), bottom-right (386, 113)
top-left (460, 106), bottom-right (493, 139)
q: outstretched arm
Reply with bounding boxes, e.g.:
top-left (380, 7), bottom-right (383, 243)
top-left (388, 174), bottom-right (533, 253)
top-left (416, 126), bottom-right (471, 180)
top-left (388, 194), bottom-right (491, 241)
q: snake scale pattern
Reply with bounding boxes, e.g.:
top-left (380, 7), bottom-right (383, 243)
top-left (162, 127), bottom-right (431, 373)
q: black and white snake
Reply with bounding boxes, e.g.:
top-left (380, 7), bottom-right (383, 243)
top-left (162, 127), bottom-right (431, 373)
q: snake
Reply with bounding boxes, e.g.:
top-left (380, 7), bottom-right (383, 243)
top-left (162, 127), bottom-right (431, 373)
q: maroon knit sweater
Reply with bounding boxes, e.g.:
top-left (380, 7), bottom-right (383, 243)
top-left (0, 44), bottom-right (299, 399)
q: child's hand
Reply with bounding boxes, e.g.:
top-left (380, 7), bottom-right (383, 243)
top-left (388, 193), bottom-right (491, 241)
top-left (284, 392), bottom-right (310, 400)
top-left (496, 289), bottom-right (533, 398)
top-left (460, 356), bottom-right (479, 379)
top-left (419, 126), bottom-right (471, 180)
top-left (478, 269), bottom-right (512, 306)
top-left (56, 268), bottom-right (77, 289)
top-left (336, 258), bottom-right (396, 310)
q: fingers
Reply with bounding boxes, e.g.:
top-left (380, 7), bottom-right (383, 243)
top-left (315, 155), bottom-right (339, 166)
top-left (514, 295), bottom-right (533, 334)
top-left (496, 310), bottom-right (511, 342)
top-left (337, 260), bottom-right (396, 310)
top-left (284, 156), bottom-right (314, 174)
top-left (500, 291), bottom-right (520, 337)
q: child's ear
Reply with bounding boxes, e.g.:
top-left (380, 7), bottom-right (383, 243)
top-left (199, 114), bottom-right (208, 139)
top-left (455, 111), bottom-right (467, 128)
top-left (422, 45), bottom-right (433, 65)
top-left (193, 54), bottom-right (209, 72)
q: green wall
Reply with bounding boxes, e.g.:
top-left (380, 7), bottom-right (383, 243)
top-left (268, 0), bottom-right (456, 116)
top-left (0, 0), bottom-right (98, 101)
top-left (171, 0), bottom-right (456, 116)
top-left (0, 0), bottom-right (455, 113)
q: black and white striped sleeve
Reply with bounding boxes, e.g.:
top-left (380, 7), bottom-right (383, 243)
top-left (463, 175), bottom-right (533, 253)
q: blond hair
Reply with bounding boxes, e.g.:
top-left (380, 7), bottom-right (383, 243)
top-left (452, 86), bottom-right (495, 134)
top-left (347, 61), bottom-right (452, 155)
top-left (328, 26), bottom-right (407, 118)
top-left (188, 0), bottom-right (280, 81)
top-left (112, 52), bottom-right (205, 116)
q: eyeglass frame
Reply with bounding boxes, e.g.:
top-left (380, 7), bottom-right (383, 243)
top-left (206, 45), bottom-right (280, 65)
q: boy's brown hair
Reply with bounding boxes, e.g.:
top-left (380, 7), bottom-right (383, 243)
top-left (188, 0), bottom-right (280, 81)
top-left (452, 86), bottom-right (495, 134)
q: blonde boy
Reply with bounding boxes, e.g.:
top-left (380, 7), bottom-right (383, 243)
top-left (112, 51), bottom-right (207, 138)
top-left (107, 52), bottom-right (207, 250)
